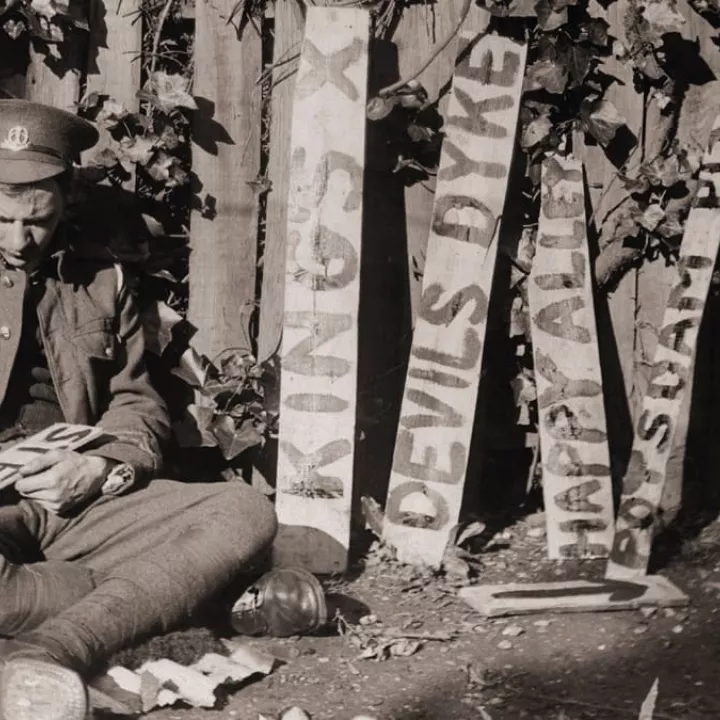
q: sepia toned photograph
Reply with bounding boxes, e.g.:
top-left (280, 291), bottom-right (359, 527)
top-left (0, 0), bottom-right (719, 717)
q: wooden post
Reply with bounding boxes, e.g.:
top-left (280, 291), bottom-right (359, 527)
top-left (381, 31), bottom-right (527, 567)
top-left (528, 155), bottom-right (614, 559)
top-left (258, 0), bottom-right (304, 363)
top-left (606, 115), bottom-right (720, 579)
top-left (272, 7), bottom-right (369, 574)
top-left (189, 9), bottom-right (262, 359)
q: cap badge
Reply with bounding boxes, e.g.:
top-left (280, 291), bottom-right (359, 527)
top-left (1, 126), bottom-right (30, 152)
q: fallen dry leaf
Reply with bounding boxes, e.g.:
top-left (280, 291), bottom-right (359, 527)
top-left (140, 659), bottom-right (217, 708)
top-left (501, 624), bottom-right (525, 638)
top-left (280, 708), bottom-right (312, 720)
top-left (638, 678), bottom-right (659, 720)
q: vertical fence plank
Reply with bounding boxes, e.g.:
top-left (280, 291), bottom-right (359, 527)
top-left (85, 0), bottom-right (142, 110)
top-left (258, 0), bottom-right (304, 363)
top-left (189, 12), bottom-right (262, 359)
top-left (25, 0), bottom-right (86, 109)
top-left (391, 0), bottom-right (472, 323)
top-left (578, 0), bottom-right (644, 485)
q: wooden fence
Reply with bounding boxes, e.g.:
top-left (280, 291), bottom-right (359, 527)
top-left (2, 0), bottom-right (720, 527)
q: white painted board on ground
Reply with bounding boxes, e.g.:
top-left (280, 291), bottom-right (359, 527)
top-left (0, 423), bottom-right (103, 492)
top-left (381, 32), bottom-right (527, 567)
top-left (528, 154), bottom-right (614, 559)
top-left (606, 114), bottom-right (720, 580)
top-left (273, 7), bottom-right (369, 574)
top-left (458, 575), bottom-right (689, 617)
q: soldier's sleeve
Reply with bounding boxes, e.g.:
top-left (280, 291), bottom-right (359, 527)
top-left (83, 267), bottom-right (172, 482)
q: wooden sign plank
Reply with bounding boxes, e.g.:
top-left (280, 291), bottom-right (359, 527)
top-left (381, 32), bottom-right (527, 567)
top-left (528, 155), bottom-right (615, 560)
top-left (606, 115), bottom-right (720, 579)
top-left (272, 7), bottom-right (369, 574)
top-left (458, 575), bottom-right (688, 618)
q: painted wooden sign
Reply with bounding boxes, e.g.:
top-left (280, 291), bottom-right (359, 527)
top-left (606, 115), bottom-right (720, 580)
top-left (458, 575), bottom-right (688, 617)
top-left (381, 32), bottom-right (527, 567)
top-left (0, 423), bottom-right (104, 492)
top-left (528, 155), bottom-right (615, 559)
top-left (273, 7), bottom-right (369, 574)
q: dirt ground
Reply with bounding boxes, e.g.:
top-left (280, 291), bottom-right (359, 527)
top-left (137, 511), bottom-right (720, 720)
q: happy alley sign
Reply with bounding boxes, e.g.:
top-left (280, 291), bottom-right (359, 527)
top-left (528, 155), bottom-right (614, 559)
top-left (274, 7), bottom-right (369, 573)
top-left (606, 115), bottom-right (720, 580)
top-left (381, 32), bottom-right (527, 567)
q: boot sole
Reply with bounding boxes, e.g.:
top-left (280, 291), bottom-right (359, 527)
top-left (0, 659), bottom-right (88, 720)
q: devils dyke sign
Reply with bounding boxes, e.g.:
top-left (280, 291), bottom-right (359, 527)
top-left (382, 32), bottom-right (527, 567)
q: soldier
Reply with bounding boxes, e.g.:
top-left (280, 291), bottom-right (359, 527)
top-left (0, 99), bottom-right (280, 720)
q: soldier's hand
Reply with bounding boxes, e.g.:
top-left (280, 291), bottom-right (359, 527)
top-left (15, 449), bottom-right (111, 514)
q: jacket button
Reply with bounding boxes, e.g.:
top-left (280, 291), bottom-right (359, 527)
top-left (0, 326), bottom-right (11, 339)
top-left (1, 275), bottom-right (13, 288)
top-left (104, 346), bottom-right (113, 357)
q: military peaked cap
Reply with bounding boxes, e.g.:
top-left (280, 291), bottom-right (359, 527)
top-left (0, 99), bottom-right (98, 185)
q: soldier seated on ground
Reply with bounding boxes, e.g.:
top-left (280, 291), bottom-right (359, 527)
top-left (0, 99), bottom-right (281, 720)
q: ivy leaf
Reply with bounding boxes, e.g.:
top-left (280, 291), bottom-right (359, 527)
top-left (145, 150), bottom-right (188, 187)
top-left (568, 44), bottom-right (593, 87)
top-left (640, 151), bottom-right (697, 187)
top-left (29, 0), bottom-right (59, 20)
top-left (211, 415), bottom-right (264, 461)
top-left (618, 173), bottom-right (651, 195)
top-left (580, 98), bottom-right (626, 146)
top-left (638, 203), bottom-right (666, 231)
top-left (407, 122), bottom-right (434, 143)
top-left (143, 71), bottom-right (198, 113)
top-left (535, 0), bottom-right (568, 30)
top-left (87, 146), bottom-right (120, 169)
top-left (633, 50), bottom-right (666, 80)
top-left (119, 135), bottom-right (157, 166)
top-left (96, 99), bottom-right (129, 130)
top-left (656, 210), bottom-right (684, 238)
top-left (521, 115), bottom-right (553, 149)
top-left (586, 18), bottom-right (610, 46)
top-left (173, 405), bottom-right (218, 449)
top-left (3, 17), bottom-right (25, 38)
top-left (639, 0), bottom-right (685, 42)
top-left (524, 58), bottom-right (569, 94)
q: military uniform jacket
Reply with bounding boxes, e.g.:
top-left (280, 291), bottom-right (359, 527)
top-left (0, 249), bottom-right (171, 481)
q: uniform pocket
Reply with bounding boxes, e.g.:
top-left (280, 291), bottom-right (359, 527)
top-left (70, 317), bottom-right (117, 361)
